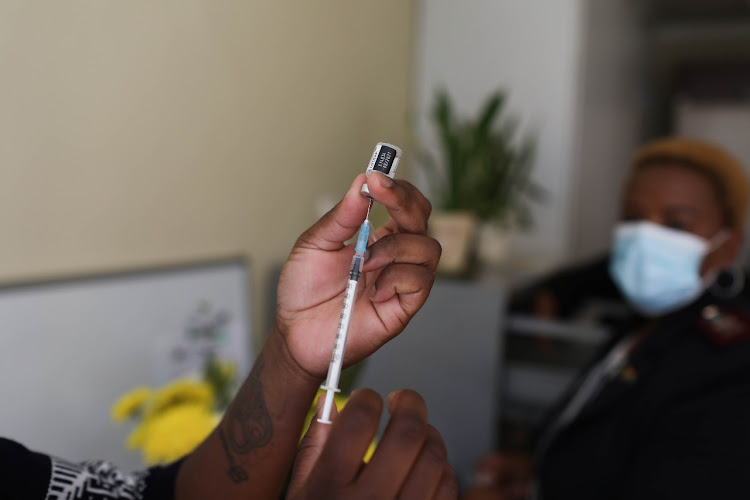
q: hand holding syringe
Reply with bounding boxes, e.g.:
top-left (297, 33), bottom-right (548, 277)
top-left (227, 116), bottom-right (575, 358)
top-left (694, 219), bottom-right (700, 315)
top-left (318, 142), bottom-right (402, 424)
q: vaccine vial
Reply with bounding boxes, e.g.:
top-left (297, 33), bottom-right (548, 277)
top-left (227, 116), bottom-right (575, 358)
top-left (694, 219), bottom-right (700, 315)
top-left (360, 142), bottom-right (402, 198)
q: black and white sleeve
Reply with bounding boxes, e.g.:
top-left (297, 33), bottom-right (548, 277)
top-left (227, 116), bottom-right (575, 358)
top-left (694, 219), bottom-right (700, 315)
top-left (1, 437), bottom-right (182, 500)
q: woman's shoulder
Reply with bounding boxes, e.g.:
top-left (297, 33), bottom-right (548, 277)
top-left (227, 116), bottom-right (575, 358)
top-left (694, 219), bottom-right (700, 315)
top-left (693, 293), bottom-right (750, 349)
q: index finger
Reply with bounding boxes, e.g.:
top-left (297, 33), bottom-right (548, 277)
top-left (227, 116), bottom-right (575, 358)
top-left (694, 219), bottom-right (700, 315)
top-left (355, 390), bottom-right (430, 496)
top-left (297, 174), bottom-right (372, 252)
top-left (310, 389), bottom-right (383, 485)
top-left (286, 395), bottom-right (337, 498)
top-left (365, 172), bottom-right (432, 235)
top-left (396, 425), bottom-right (451, 500)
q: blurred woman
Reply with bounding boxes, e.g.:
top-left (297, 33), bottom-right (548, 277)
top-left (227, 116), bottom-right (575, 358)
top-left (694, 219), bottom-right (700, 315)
top-left (465, 137), bottom-right (750, 499)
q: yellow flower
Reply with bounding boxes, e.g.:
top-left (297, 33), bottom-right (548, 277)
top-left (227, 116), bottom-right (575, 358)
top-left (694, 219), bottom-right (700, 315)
top-left (111, 356), bottom-right (238, 467)
top-left (146, 378), bottom-right (214, 418)
top-left (140, 404), bottom-right (220, 465)
top-left (126, 422), bottom-right (150, 450)
top-left (111, 387), bottom-right (153, 422)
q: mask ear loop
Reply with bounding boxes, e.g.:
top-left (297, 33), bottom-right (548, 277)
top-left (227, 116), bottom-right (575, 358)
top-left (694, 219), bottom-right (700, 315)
top-left (707, 229), bottom-right (730, 252)
top-left (704, 229), bottom-right (735, 297)
top-left (711, 265), bottom-right (745, 299)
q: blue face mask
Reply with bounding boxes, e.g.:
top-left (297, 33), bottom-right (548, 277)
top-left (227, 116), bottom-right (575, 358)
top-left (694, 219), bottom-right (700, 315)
top-left (609, 221), bottom-right (725, 316)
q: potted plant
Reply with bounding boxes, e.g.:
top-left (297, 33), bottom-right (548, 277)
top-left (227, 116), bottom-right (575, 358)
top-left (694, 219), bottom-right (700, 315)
top-left (418, 88), bottom-right (545, 275)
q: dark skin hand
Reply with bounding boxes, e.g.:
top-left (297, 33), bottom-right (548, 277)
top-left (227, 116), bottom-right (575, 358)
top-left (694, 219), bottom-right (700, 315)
top-left (288, 389), bottom-right (459, 499)
top-left (276, 172), bottom-right (441, 376)
top-left (461, 452), bottom-right (533, 500)
top-left (175, 172), bottom-right (443, 499)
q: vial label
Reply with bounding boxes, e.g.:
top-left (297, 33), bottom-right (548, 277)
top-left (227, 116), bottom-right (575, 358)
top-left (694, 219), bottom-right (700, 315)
top-left (362, 142), bottom-right (402, 198)
top-left (372, 144), bottom-right (397, 174)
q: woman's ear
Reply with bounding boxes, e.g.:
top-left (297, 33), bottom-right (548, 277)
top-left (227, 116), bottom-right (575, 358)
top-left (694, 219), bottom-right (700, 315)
top-left (702, 229), bottom-right (743, 274)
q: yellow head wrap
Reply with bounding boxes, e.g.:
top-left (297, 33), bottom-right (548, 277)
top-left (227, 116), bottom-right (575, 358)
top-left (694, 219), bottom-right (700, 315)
top-left (632, 136), bottom-right (749, 231)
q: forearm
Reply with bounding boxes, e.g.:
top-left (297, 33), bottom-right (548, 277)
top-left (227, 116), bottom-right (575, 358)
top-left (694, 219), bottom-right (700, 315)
top-left (175, 326), bottom-right (321, 499)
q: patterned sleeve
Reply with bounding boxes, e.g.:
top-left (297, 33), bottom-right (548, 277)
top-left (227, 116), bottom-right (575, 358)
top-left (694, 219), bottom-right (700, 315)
top-left (1, 437), bottom-right (182, 500)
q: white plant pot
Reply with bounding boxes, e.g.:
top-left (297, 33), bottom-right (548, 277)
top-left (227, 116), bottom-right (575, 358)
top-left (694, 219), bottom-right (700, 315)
top-left (476, 221), bottom-right (514, 267)
top-left (428, 211), bottom-right (479, 276)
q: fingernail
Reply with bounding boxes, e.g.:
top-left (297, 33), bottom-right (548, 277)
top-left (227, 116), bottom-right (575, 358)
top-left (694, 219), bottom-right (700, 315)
top-left (369, 284), bottom-right (377, 297)
top-left (386, 391), bottom-right (396, 406)
top-left (386, 390), bottom-right (400, 411)
top-left (374, 171), bottom-right (393, 188)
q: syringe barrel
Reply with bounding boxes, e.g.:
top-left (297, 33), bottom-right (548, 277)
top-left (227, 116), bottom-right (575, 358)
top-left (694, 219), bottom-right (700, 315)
top-left (320, 222), bottom-right (369, 398)
top-left (322, 276), bottom-right (358, 389)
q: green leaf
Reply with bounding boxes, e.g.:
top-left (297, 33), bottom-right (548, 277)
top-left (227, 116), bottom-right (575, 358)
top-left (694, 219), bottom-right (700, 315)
top-left (418, 88), bottom-right (545, 228)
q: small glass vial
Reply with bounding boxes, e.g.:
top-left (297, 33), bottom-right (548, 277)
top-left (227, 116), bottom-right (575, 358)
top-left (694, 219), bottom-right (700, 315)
top-left (360, 142), bottom-right (402, 198)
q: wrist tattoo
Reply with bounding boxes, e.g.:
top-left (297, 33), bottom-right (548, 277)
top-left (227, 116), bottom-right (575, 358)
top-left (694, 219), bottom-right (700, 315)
top-left (219, 354), bottom-right (273, 483)
top-left (219, 426), bottom-right (249, 483)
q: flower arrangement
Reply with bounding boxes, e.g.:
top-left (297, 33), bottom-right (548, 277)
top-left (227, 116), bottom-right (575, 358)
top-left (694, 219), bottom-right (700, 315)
top-left (112, 303), bottom-right (374, 467)
top-left (114, 377), bottom-right (375, 466)
top-left (111, 357), bottom-right (237, 465)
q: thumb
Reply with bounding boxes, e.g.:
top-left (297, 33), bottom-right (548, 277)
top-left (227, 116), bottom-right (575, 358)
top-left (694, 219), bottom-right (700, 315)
top-left (286, 395), bottom-right (338, 498)
top-left (299, 174), bottom-right (371, 252)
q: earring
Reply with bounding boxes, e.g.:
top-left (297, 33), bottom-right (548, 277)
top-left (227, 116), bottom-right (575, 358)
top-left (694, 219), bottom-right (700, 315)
top-left (711, 266), bottom-right (745, 299)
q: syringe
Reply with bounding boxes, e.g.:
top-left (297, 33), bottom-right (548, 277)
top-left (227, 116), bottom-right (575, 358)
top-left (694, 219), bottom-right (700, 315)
top-left (317, 142), bottom-right (401, 424)
top-left (318, 201), bottom-right (373, 424)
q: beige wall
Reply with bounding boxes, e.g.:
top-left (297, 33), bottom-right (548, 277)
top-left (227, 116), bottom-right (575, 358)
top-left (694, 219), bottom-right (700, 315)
top-left (0, 1), bottom-right (415, 347)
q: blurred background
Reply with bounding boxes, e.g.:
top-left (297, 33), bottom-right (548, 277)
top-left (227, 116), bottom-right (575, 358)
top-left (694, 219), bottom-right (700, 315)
top-left (1, 0), bottom-right (749, 483)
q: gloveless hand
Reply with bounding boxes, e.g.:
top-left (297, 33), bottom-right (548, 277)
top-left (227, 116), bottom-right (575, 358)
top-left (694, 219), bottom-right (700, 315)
top-left (274, 172), bottom-right (441, 379)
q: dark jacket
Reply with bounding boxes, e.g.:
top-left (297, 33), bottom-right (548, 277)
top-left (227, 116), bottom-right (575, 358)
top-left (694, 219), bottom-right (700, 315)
top-left (536, 290), bottom-right (750, 499)
top-left (510, 254), bottom-right (623, 318)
